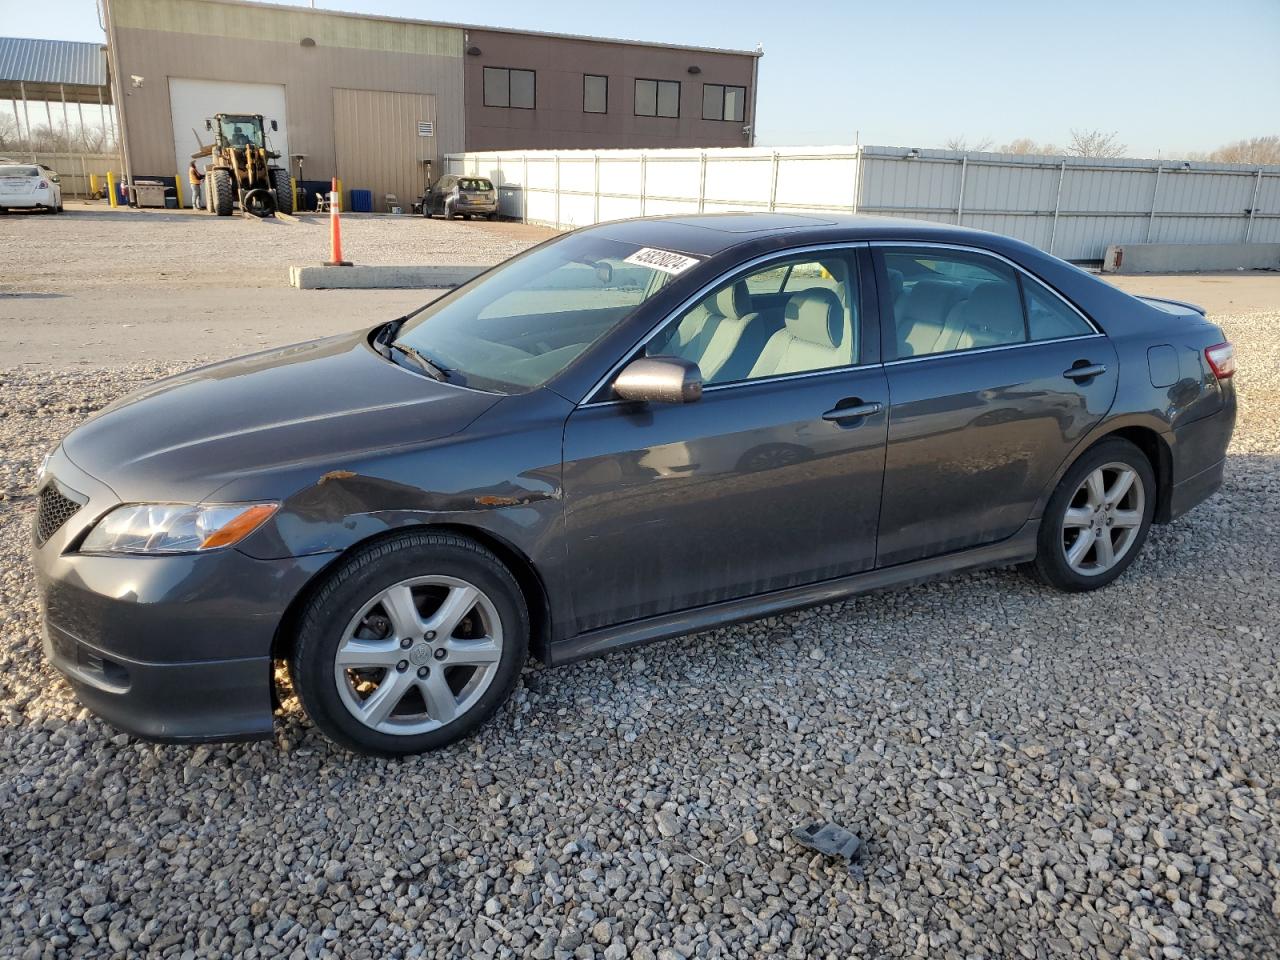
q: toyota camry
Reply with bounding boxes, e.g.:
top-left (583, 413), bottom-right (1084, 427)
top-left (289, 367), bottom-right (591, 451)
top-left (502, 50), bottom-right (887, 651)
top-left (32, 214), bottom-right (1236, 755)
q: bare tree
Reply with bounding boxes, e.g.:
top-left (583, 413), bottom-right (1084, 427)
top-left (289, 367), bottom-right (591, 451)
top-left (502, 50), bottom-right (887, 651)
top-left (1208, 135), bottom-right (1280, 165)
top-left (1066, 129), bottom-right (1128, 159)
top-left (943, 135), bottom-right (993, 152)
top-left (998, 137), bottom-right (1062, 156)
top-left (0, 113), bottom-right (19, 151)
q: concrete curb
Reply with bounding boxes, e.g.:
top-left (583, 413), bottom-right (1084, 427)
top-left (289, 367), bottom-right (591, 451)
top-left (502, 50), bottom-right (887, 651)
top-left (289, 264), bottom-right (487, 289)
top-left (1102, 243), bottom-right (1280, 274)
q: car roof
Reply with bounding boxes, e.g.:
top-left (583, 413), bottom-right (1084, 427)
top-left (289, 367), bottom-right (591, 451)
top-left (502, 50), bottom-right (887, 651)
top-left (588, 212), bottom-right (1036, 260)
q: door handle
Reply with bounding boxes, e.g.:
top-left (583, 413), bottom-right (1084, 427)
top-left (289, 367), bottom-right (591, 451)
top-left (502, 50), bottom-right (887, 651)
top-left (822, 400), bottom-right (883, 422)
top-left (1063, 363), bottom-right (1107, 382)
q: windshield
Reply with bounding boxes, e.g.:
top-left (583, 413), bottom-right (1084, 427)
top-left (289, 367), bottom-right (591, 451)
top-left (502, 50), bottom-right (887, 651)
top-left (393, 234), bottom-right (685, 392)
top-left (220, 117), bottom-right (263, 148)
top-left (0, 165), bottom-right (39, 177)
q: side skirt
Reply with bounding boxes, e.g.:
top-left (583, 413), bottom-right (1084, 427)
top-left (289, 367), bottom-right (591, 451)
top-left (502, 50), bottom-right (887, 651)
top-left (546, 521), bottom-right (1040, 667)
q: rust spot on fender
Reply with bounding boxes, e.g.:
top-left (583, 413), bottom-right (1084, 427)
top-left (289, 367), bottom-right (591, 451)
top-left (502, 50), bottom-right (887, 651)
top-left (474, 494), bottom-right (522, 507)
top-left (318, 469), bottom-right (357, 484)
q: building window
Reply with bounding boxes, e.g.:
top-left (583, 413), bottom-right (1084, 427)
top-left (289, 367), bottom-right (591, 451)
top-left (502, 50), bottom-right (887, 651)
top-left (583, 74), bottom-right (608, 114)
top-left (635, 78), bottom-right (680, 118)
top-left (703, 84), bottom-right (746, 122)
top-left (483, 67), bottom-right (536, 109)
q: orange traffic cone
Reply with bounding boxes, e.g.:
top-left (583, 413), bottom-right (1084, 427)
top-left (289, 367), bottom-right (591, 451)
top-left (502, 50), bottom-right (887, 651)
top-left (325, 177), bottom-right (352, 266)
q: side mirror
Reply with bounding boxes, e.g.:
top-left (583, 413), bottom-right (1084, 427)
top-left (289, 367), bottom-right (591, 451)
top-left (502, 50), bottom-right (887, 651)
top-left (271, 120), bottom-right (278, 131)
top-left (613, 357), bottom-right (702, 404)
top-left (205, 119), bottom-right (212, 131)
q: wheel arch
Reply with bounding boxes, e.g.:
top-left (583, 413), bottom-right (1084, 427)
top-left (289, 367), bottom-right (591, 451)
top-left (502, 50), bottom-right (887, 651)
top-left (1035, 417), bottom-right (1174, 524)
top-left (270, 522), bottom-right (554, 671)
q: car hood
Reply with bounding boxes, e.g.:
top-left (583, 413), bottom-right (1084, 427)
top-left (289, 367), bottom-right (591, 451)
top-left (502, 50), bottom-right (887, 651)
top-left (62, 330), bottom-right (501, 503)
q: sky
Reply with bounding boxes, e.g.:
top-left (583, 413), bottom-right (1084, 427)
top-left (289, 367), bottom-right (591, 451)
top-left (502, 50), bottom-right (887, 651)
top-left (12, 0), bottom-right (1280, 157)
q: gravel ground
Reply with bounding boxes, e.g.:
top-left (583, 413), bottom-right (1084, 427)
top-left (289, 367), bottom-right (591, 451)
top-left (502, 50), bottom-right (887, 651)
top-left (1, 306), bottom-right (1278, 958)
top-left (1, 206), bottom-right (553, 293)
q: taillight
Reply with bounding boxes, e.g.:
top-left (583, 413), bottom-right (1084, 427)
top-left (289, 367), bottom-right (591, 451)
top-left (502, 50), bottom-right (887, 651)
top-left (1205, 342), bottom-right (1235, 379)
top-left (37, 180), bottom-right (48, 189)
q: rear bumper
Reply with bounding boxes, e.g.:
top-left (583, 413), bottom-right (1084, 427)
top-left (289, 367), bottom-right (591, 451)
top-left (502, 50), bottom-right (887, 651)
top-left (457, 202), bottom-right (498, 215)
top-left (1168, 457), bottom-right (1225, 522)
top-left (1165, 386), bottom-right (1236, 522)
top-left (0, 195), bottom-right (56, 209)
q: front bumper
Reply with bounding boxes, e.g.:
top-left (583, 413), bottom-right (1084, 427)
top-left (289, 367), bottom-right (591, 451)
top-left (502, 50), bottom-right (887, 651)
top-left (32, 447), bottom-right (333, 742)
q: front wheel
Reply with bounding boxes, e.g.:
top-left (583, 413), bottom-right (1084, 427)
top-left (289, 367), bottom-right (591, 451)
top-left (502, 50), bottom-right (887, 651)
top-left (289, 532), bottom-right (528, 756)
top-left (210, 168), bottom-right (235, 216)
top-left (1032, 437), bottom-right (1156, 591)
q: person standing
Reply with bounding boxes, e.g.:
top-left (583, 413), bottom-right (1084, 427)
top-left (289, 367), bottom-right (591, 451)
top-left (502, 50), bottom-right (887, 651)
top-left (188, 161), bottom-right (205, 210)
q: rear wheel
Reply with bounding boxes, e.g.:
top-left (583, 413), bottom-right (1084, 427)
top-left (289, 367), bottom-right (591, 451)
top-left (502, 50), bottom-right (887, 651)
top-left (210, 168), bottom-right (235, 216)
top-left (289, 532), bottom-right (528, 756)
top-left (1032, 438), bottom-right (1155, 591)
top-left (269, 167), bottom-right (293, 215)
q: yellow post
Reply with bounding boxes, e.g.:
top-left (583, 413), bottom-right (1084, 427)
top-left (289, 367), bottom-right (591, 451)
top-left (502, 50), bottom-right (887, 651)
top-left (335, 177), bottom-right (343, 211)
top-left (106, 171), bottom-right (118, 208)
top-left (174, 172), bottom-right (183, 209)
top-left (89, 173), bottom-right (99, 197)
top-left (291, 176), bottom-right (298, 212)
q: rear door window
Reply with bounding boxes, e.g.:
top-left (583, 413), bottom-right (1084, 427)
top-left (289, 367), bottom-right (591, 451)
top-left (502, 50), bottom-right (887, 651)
top-left (882, 249), bottom-right (1026, 359)
top-left (1022, 275), bottom-right (1095, 340)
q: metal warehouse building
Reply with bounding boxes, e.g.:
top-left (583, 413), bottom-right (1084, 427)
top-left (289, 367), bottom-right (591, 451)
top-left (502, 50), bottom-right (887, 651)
top-left (105, 0), bottom-right (760, 207)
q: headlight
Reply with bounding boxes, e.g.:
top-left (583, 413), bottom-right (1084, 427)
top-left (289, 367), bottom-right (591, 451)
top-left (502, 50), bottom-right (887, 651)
top-left (37, 447), bottom-right (54, 484)
top-left (80, 502), bottom-right (279, 554)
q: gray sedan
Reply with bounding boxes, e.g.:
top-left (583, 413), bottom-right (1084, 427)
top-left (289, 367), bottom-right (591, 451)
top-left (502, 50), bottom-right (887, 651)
top-left (32, 214), bottom-right (1237, 755)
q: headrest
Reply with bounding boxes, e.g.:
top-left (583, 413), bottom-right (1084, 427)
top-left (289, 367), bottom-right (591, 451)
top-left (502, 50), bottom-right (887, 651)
top-left (713, 281), bottom-right (751, 320)
top-left (902, 278), bottom-right (963, 317)
top-left (886, 268), bottom-right (905, 300)
top-left (784, 288), bottom-right (842, 348)
top-left (964, 282), bottom-right (1024, 336)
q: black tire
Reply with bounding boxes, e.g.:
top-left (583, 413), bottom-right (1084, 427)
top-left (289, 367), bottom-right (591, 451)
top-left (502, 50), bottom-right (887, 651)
top-left (488, 212), bottom-right (499, 221)
top-left (269, 167), bottom-right (293, 215)
top-left (288, 532), bottom-right (528, 756)
top-left (1032, 437), bottom-right (1156, 592)
top-left (210, 168), bottom-right (235, 216)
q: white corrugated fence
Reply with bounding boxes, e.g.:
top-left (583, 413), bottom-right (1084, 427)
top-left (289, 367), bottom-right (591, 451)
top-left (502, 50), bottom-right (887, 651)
top-left (446, 145), bottom-right (1280, 261)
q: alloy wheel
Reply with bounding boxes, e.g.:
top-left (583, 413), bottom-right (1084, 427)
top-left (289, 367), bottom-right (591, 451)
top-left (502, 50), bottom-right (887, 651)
top-left (1061, 462), bottom-right (1145, 576)
top-left (334, 575), bottom-right (503, 735)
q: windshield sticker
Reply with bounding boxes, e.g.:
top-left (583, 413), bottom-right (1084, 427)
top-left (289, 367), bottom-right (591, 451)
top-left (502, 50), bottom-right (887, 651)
top-left (624, 247), bottom-right (702, 275)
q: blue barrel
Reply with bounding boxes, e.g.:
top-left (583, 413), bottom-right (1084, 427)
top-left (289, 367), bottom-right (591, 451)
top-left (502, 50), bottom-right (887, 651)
top-left (349, 189), bottom-right (373, 213)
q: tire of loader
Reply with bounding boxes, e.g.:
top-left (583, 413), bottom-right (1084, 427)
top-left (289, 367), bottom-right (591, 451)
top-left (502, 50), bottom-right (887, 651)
top-left (269, 167), bottom-right (293, 216)
top-left (211, 168), bottom-right (235, 217)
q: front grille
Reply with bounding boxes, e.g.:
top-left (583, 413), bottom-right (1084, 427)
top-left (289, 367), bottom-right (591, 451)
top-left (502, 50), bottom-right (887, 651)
top-left (35, 483), bottom-right (83, 545)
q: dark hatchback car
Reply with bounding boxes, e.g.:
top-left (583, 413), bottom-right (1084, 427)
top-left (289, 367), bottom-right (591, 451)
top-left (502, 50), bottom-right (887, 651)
top-left (33, 214), bottom-right (1236, 755)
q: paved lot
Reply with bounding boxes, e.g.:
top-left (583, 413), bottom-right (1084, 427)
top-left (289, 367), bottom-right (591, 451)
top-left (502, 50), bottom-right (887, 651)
top-left (1, 211), bottom-right (1278, 958)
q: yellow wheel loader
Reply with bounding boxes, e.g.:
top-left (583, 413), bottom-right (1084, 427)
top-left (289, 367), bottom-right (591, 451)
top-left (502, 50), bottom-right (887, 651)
top-left (194, 114), bottom-right (292, 218)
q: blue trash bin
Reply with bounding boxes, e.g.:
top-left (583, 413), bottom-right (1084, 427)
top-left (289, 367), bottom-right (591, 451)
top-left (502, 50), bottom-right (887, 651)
top-left (349, 189), bottom-right (373, 213)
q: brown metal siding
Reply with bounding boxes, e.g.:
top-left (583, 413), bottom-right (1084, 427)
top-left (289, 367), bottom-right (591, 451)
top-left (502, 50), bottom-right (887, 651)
top-left (463, 29), bottom-right (757, 151)
top-left (333, 89), bottom-right (437, 208)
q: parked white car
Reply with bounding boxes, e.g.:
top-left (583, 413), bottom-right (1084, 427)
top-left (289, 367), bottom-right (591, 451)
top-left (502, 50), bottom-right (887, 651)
top-left (0, 164), bottom-right (63, 214)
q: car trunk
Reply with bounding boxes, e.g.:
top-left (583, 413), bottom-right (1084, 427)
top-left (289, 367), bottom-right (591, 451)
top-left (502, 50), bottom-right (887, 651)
top-left (0, 172), bottom-right (38, 196)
